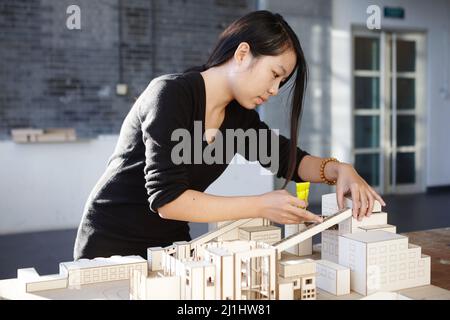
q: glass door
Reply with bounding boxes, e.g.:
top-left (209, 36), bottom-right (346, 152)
top-left (352, 29), bottom-right (426, 194)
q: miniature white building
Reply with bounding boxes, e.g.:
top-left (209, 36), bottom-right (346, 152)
top-left (321, 212), bottom-right (394, 263)
top-left (278, 259), bottom-right (317, 300)
top-left (60, 255), bottom-right (147, 287)
top-left (11, 193), bottom-right (433, 300)
top-left (320, 193), bottom-right (431, 297)
top-left (137, 209), bottom-right (356, 300)
top-left (316, 259), bottom-right (350, 296)
top-left (339, 230), bottom-right (430, 296)
top-left (18, 255), bottom-right (147, 293)
top-left (142, 240), bottom-right (277, 300)
top-left (238, 225), bottom-right (281, 245)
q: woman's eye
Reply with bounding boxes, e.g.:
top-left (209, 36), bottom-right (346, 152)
top-left (273, 72), bottom-right (279, 79)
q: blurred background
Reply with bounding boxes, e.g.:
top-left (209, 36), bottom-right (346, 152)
top-left (1, 0), bottom-right (449, 280)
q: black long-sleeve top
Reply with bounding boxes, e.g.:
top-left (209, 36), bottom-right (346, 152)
top-left (73, 71), bottom-right (309, 259)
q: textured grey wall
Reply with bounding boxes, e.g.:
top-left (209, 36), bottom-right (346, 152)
top-left (0, 0), bottom-right (257, 139)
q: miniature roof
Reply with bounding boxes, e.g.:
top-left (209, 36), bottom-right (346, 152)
top-left (204, 246), bottom-right (232, 256)
top-left (316, 259), bottom-right (349, 271)
top-left (279, 258), bottom-right (315, 266)
top-left (358, 224), bottom-right (395, 230)
top-left (341, 230), bottom-right (405, 244)
top-left (61, 255), bottom-right (146, 270)
top-left (183, 260), bottom-right (214, 268)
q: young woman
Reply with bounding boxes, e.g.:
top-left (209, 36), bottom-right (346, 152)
top-left (74, 10), bottom-right (385, 260)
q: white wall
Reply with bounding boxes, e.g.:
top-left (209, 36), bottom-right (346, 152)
top-left (0, 136), bottom-right (118, 235)
top-left (0, 137), bottom-right (274, 235)
top-left (331, 0), bottom-right (450, 187)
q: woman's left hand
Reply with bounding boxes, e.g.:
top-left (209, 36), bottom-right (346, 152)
top-left (335, 163), bottom-right (386, 221)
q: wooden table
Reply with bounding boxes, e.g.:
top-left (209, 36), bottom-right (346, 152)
top-left (401, 228), bottom-right (450, 290)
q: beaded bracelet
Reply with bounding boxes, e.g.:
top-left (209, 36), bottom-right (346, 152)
top-left (320, 157), bottom-right (339, 185)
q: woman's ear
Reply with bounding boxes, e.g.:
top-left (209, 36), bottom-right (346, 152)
top-left (234, 42), bottom-right (251, 65)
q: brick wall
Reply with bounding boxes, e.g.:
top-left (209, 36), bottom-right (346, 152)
top-left (0, 0), bottom-right (256, 139)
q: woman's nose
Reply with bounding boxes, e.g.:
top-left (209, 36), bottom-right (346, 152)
top-left (268, 85), bottom-right (279, 96)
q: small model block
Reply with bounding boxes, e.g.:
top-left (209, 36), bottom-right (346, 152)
top-left (60, 255), bottom-right (147, 286)
top-left (209, 218), bottom-right (269, 241)
top-left (147, 247), bottom-right (164, 271)
top-left (278, 280), bottom-right (294, 300)
top-left (285, 223), bottom-right (313, 256)
top-left (322, 193), bottom-right (381, 216)
top-left (321, 229), bottom-right (339, 263)
top-left (238, 225), bottom-right (281, 244)
top-left (358, 224), bottom-right (396, 233)
top-left (338, 212), bottom-right (388, 235)
top-left (316, 259), bottom-right (350, 295)
top-left (17, 268), bottom-right (67, 293)
top-left (279, 259), bottom-right (316, 278)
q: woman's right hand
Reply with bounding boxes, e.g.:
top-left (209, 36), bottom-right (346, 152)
top-left (256, 189), bottom-right (323, 225)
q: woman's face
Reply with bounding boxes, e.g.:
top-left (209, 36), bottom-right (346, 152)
top-left (228, 42), bottom-right (297, 109)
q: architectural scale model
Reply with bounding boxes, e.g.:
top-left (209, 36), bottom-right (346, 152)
top-left (9, 184), bottom-right (433, 300)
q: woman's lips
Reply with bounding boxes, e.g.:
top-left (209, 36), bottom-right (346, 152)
top-left (256, 96), bottom-right (266, 104)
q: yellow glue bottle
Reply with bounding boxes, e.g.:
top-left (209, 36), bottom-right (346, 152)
top-left (296, 182), bottom-right (310, 208)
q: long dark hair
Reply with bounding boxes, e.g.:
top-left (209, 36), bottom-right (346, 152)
top-left (185, 10), bottom-right (308, 189)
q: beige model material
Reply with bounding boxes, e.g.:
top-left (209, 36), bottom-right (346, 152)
top-left (358, 224), bottom-right (397, 233)
top-left (238, 225), bottom-right (281, 245)
top-left (338, 231), bottom-right (430, 296)
top-left (147, 247), bottom-right (164, 271)
top-left (274, 208), bottom-right (353, 253)
top-left (279, 259), bottom-right (316, 278)
top-left (60, 255), bottom-right (147, 287)
top-left (5, 192), bottom-right (438, 300)
top-left (316, 259), bottom-right (350, 295)
top-left (338, 212), bottom-right (388, 235)
top-left (130, 271), bottom-right (181, 300)
top-left (284, 223), bottom-right (313, 256)
top-left (189, 218), bottom-right (254, 251)
top-left (321, 229), bottom-right (339, 263)
top-left (321, 193), bottom-right (381, 216)
top-left (278, 280), bottom-right (294, 300)
top-left (208, 218), bottom-right (270, 241)
top-left (17, 268), bottom-right (67, 293)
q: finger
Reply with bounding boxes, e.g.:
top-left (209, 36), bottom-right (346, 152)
top-left (358, 189), bottom-right (368, 221)
top-left (369, 187), bottom-right (386, 207)
top-left (337, 188), bottom-right (345, 210)
top-left (290, 196), bottom-right (308, 209)
top-left (350, 184), bottom-right (360, 219)
top-left (366, 190), bottom-right (374, 217)
top-left (284, 219), bottom-right (302, 225)
top-left (281, 212), bottom-right (303, 224)
top-left (286, 206), bottom-right (323, 223)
